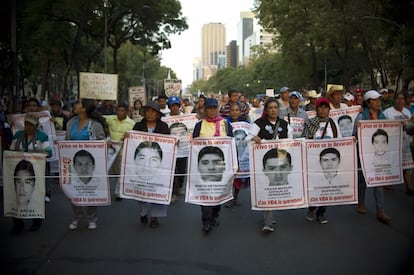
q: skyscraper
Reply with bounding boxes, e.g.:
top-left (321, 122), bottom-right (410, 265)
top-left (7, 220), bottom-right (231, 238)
top-left (201, 23), bottom-right (226, 80)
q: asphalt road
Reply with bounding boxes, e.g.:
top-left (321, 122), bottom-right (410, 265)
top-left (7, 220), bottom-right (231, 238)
top-left (1, 179), bottom-right (414, 275)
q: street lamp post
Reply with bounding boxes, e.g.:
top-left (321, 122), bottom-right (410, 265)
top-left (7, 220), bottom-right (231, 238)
top-left (362, 16), bottom-right (405, 90)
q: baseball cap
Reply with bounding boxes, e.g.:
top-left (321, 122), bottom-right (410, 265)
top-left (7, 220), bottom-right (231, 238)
top-left (167, 96), bottom-right (180, 106)
top-left (379, 88), bottom-right (388, 94)
top-left (280, 87), bottom-right (291, 94)
top-left (343, 93), bottom-right (355, 101)
top-left (316, 97), bottom-right (330, 108)
top-left (363, 90), bottom-right (382, 101)
top-left (24, 113), bottom-right (39, 125)
top-left (204, 98), bottom-right (218, 108)
top-left (289, 91), bottom-right (303, 100)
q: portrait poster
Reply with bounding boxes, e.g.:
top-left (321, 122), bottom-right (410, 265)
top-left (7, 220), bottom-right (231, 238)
top-left (305, 137), bottom-right (357, 206)
top-left (128, 86), bottom-right (147, 106)
top-left (120, 131), bottom-right (177, 205)
top-left (9, 111), bottom-right (57, 161)
top-left (49, 130), bottom-right (67, 174)
top-left (186, 137), bottom-right (237, 206)
top-left (79, 72), bottom-right (118, 100)
top-left (402, 120), bottom-right (414, 169)
top-left (3, 151), bottom-right (46, 218)
top-left (107, 141), bottom-right (122, 170)
top-left (58, 140), bottom-right (110, 206)
top-left (329, 106), bottom-right (361, 137)
top-left (162, 114), bottom-right (199, 158)
top-left (231, 121), bottom-right (251, 178)
top-left (358, 120), bottom-right (403, 186)
top-left (249, 140), bottom-right (306, 210)
top-left (282, 116), bottom-right (306, 138)
top-left (306, 110), bottom-right (316, 119)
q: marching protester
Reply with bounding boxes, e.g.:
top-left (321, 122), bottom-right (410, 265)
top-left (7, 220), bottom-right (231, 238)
top-left (49, 99), bottom-right (69, 131)
top-left (326, 84), bottom-right (347, 110)
top-left (103, 103), bottom-right (135, 200)
top-left (343, 92), bottom-right (355, 107)
top-left (353, 90), bottom-right (392, 224)
top-left (301, 97), bottom-right (342, 224)
top-left (132, 101), bottom-right (170, 228)
top-left (192, 95), bottom-right (206, 119)
top-left (131, 99), bottom-right (144, 123)
top-left (304, 90), bottom-right (320, 111)
top-left (165, 95), bottom-right (187, 203)
top-left (157, 95), bottom-right (170, 115)
top-left (193, 97), bottom-right (233, 233)
top-left (225, 102), bottom-right (250, 208)
top-left (383, 92), bottom-right (414, 194)
top-left (246, 98), bottom-right (292, 232)
top-left (9, 112), bottom-right (52, 234)
top-left (220, 90), bottom-right (249, 120)
top-left (278, 87), bottom-right (291, 113)
top-left (279, 91), bottom-right (309, 138)
top-left (65, 99), bottom-right (106, 230)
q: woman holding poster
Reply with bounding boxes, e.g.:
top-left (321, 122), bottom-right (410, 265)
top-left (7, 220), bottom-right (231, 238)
top-left (192, 97), bottom-right (233, 233)
top-left (66, 99), bottom-right (106, 230)
top-left (354, 90), bottom-right (392, 224)
top-left (301, 97), bottom-right (341, 224)
top-left (246, 98), bottom-right (292, 233)
top-left (132, 101), bottom-right (170, 228)
top-left (225, 102), bottom-right (250, 208)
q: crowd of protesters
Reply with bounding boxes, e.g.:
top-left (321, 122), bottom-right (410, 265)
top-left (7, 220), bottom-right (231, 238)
top-left (2, 84), bottom-right (414, 235)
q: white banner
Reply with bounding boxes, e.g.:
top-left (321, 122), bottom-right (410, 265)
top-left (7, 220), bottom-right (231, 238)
top-left (9, 111), bottom-right (57, 161)
top-left (128, 86), bottom-right (146, 106)
top-left (79, 72), bottom-right (118, 100)
top-left (249, 140), bottom-right (307, 210)
top-left (186, 137), bottom-right (237, 206)
top-left (164, 79), bottom-right (182, 96)
top-left (58, 140), bottom-right (111, 206)
top-left (305, 138), bottom-right (358, 206)
top-left (3, 151), bottom-right (46, 218)
top-left (358, 120), bottom-right (403, 186)
top-left (120, 131), bottom-right (177, 204)
top-left (162, 114), bottom-right (199, 158)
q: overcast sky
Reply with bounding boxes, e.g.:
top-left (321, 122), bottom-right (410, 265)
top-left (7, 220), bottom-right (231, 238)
top-left (160, 0), bottom-right (255, 89)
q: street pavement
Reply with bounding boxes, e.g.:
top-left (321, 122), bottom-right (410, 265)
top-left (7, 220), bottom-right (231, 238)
top-left (1, 179), bottom-right (414, 275)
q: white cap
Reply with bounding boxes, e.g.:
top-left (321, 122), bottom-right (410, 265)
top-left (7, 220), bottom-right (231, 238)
top-left (363, 90), bottom-right (381, 101)
top-left (343, 93), bottom-right (355, 101)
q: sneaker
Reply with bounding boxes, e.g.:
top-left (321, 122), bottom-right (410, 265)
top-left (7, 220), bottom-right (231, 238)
top-left (262, 225), bottom-right (274, 232)
top-left (272, 220), bottom-right (276, 225)
top-left (45, 196), bottom-right (51, 203)
top-left (88, 222), bottom-right (97, 230)
top-left (149, 217), bottom-right (159, 228)
top-left (317, 215), bottom-right (328, 224)
top-left (140, 215), bottom-right (148, 224)
top-left (306, 210), bottom-right (315, 221)
top-left (202, 223), bottom-right (212, 233)
top-left (68, 221), bottom-right (78, 230)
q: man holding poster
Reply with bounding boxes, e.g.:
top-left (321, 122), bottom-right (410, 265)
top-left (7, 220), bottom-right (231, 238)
top-left (192, 98), bottom-right (234, 233)
top-left (354, 90), bottom-right (392, 224)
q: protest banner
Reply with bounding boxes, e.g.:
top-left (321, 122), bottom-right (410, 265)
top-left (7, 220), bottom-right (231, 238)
top-left (231, 121), bottom-right (251, 178)
top-left (9, 111), bottom-right (57, 162)
top-left (162, 114), bottom-right (199, 158)
top-left (79, 72), bottom-right (118, 100)
top-left (250, 139), bottom-right (307, 210)
top-left (358, 120), bottom-right (403, 186)
top-left (120, 131), bottom-right (177, 204)
top-left (3, 151), bottom-right (46, 218)
top-left (305, 137), bottom-right (358, 206)
top-left (186, 137), bottom-right (237, 206)
top-left (58, 140), bottom-right (110, 206)
top-left (164, 79), bottom-right (182, 97)
top-left (329, 106), bottom-right (361, 137)
top-left (49, 130), bottom-right (66, 174)
top-left (128, 86), bottom-right (146, 106)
